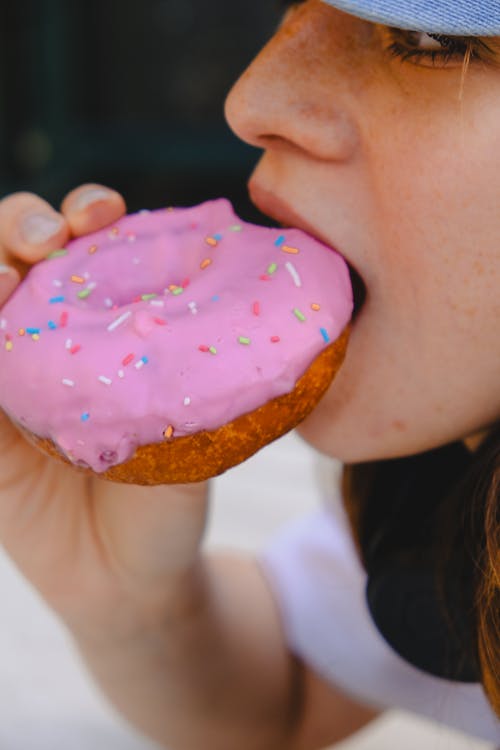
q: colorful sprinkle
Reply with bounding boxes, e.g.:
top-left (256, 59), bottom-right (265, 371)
top-left (47, 249), bottom-right (67, 259)
top-left (135, 356), bottom-right (149, 370)
top-left (172, 287), bottom-right (184, 296)
top-left (320, 327), bottom-right (330, 343)
top-left (205, 236), bottom-right (218, 247)
top-left (77, 287), bottom-right (94, 300)
top-left (70, 344), bottom-right (82, 355)
top-left (281, 245), bottom-right (299, 255)
top-left (26, 327), bottom-right (40, 335)
top-left (293, 308), bottom-right (306, 322)
top-left (88, 244), bottom-right (98, 254)
top-left (211, 295), bottom-right (220, 302)
top-left (267, 262), bottom-right (278, 275)
top-left (48, 321), bottom-right (57, 330)
top-left (311, 303), bottom-right (321, 311)
top-left (98, 375), bottom-right (112, 385)
top-left (62, 379), bottom-right (75, 387)
top-left (149, 300), bottom-right (165, 308)
top-left (270, 336), bottom-right (281, 343)
top-left (274, 235), bottom-right (285, 247)
top-left (238, 336), bottom-right (251, 345)
top-left (229, 224), bottom-right (242, 232)
top-left (60, 312), bottom-right (69, 327)
top-left (209, 346), bottom-right (217, 355)
top-left (183, 397), bottom-right (191, 406)
top-left (154, 317), bottom-right (167, 326)
top-left (253, 301), bottom-right (261, 316)
top-left (285, 261), bottom-right (302, 288)
top-left (260, 274), bottom-right (271, 281)
top-left (108, 311), bottom-right (132, 332)
top-left (163, 425), bottom-right (174, 440)
top-left (188, 302), bottom-right (198, 315)
top-left (198, 345), bottom-right (209, 352)
top-left (200, 258), bottom-right (212, 270)
top-left (31, 334), bottom-right (40, 341)
top-left (5, 340), bottom-right (13, 352)
top-left (18, 328), bottom-right (26, 336)
top-left (81, 412), bottom-right (90, 422)
top-left (142, 293), bottom-right (157, 301)
top-left (49, 296), bottom-right (65, 304)
top-left (71, 275), bottom-right (85, 284)
top-left (108, 227), bottom-right (120, 239)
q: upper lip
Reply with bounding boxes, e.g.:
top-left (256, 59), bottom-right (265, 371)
top-left (249, 182), bottom-right (342, 255)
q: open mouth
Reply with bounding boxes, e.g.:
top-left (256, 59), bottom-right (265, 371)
top-left (248, 185), bottom-right (367, 323)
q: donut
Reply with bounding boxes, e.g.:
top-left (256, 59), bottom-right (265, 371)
top-left (0, 199), bottom-right (352, 484)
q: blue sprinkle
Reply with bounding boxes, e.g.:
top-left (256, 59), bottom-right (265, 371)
top-left (320, 328), bottom-right (330, 343)
top-left (213, 233), bottom-right (223, 241)
top-left (48, 321), bottom-right (57, 330)
top-left (81, 412), bottom-right (90, 422)
top-left (49, 296), bottom-right (65, 304)
top-left (274, 235), bottom-right (285, 247)
top-left (211, 295), bottom-right (220, 302)
top-left (141, 356), bottom-right (149, 364)
top-left (26, 327), bottom-right (41, 335)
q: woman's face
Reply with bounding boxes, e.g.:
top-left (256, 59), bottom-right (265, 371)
top-left (225, 0), bottom-right (500, 462)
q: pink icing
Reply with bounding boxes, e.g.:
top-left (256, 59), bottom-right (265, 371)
top-left (0, 199), bottom-right (352, 473)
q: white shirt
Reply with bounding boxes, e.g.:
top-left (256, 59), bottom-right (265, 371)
top-left (259, 492), bottom-right (500, 743)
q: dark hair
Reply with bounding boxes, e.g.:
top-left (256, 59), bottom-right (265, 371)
top-left (341, 423), bottom-right (500, 716)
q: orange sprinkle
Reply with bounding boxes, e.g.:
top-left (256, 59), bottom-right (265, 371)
top-left (311, 303), bottom-right (321, 311)
top-left (110, 227), bottom-right (119, 236)
top-left (205, 236), bottom-right (218, 247)
top-left (281, 245), bottom-right (299, 255)
top-left (88, 244), bottom-right (98, 254)
top-left (71, 275), bottom-right (85, 284)
top-left (163, 425), bottom-right (174, 440)
top-left (200, 258), bottom-right (212, 270)
top-left (18, 328), bottom-right (25, 336)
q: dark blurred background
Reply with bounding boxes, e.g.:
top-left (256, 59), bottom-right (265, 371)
top-left (0, 0), bottom-right (283, 221)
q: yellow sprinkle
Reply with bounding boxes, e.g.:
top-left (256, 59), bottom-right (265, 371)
top-left (32, 334), bottom-right (40, 341)
top-left (205, 236), bottom-right (218, 247)
top-left (5, 341), bottom-right (13, 351)
top-left (281, 245), bottom-right (300, 255)
top-left (200, 258), bottom-right (212, 270)
top-left (311, 303), bottom-right (321, 311)
top-left (88, 244), bottom-right (98, 254)
top-left (163, 425), bottom-right (174, 440)
top-left (71, 275), bottom-right (85, 284)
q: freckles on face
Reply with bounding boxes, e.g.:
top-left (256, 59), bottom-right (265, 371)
top-left (226, 3), bottom-right (500, 460)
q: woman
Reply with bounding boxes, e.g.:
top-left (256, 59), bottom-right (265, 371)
top-left (0, 0), bottom-right (498, 747)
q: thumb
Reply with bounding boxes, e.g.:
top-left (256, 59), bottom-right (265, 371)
top-left (0, 264), bottom-right (20, 305)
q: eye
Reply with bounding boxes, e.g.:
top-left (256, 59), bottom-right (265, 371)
top-left (384, 27), bottom-right (488, 68)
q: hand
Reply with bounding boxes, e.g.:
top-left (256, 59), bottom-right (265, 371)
top-left (0, 186), bottom-right (209, 641)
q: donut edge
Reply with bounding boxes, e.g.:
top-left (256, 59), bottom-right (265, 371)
top-left (21, 326), bottom-right (349, 485)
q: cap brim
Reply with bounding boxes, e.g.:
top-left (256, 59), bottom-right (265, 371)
top-left (321, 0), bottom-right (500, 35)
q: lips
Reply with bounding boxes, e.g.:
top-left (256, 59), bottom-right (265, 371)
top-left (249, 183), bottom-right (366, 320)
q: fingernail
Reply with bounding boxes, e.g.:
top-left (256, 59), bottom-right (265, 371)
top-left (73, 188), bottom-right (113, 211)
top-left (0, 264), bottom-right (14, 275)
top-left (20, 214), bottom-right (64, 245)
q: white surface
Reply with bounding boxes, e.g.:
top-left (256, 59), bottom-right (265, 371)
top-left (0, 431), bottom-right (495, 749)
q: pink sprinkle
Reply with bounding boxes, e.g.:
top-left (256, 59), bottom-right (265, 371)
top-left (253, 301), bottom-right (261, 316)
top-left (260, 274), bottom-right (271, 281)
top-left (181, 278), bottom-right (190, 288)
top-left (271, 336), bottom-right (281, 343)
top-left (154, 317), bottom-right (167, 326)
top-left (70, 344), bottom-right (81, 355)
top-left (198, 345), bottom-right (209, 353)
top-left (133, 296), bottom-right (141, 303)
top-left (122, 353), bottom-right (135, 366)
top-left (60, 312), bottom-right (69, 327)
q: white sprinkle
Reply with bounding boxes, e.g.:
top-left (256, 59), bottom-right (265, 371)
top-left (183, 397), bottom-right (191, 406)
top-left (104, 297), bottom-right (114, 308)
top-left (118, 369), bottom-right (125, 379)
top-left (188, 301), bottom-right (198, 315)
top-left (84, 271), bottom-right (91, 280)
top-left (98, 375), bottom-right (112, 386)
top-left (62, 379), bottom-right (75, 387)
top-left (87, 281), bottom-right (97, 291)
top-left (65, 338), bottom-right (73, 350)
top-left (0, 318), bottom-right (7, 330)
top-left (139, 209), bottom-right (150, 215)
top-left (285, 261), bottom-right (302, 288)
top-left (107, 310), bottom-right (132, 332)
top-left (53, 279), bottom-right (63, 287)
top-left (149, 299), bottom-right (165, 308)
top-left (135, 359), bottom-right (145, 370)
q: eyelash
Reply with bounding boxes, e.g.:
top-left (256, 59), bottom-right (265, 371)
top-left (385, 29), bottom-right (483, 67)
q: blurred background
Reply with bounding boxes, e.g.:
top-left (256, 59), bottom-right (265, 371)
top-left (0, 0), bottom-right (282, 218)
top-left (0, 1), bottom-right (496, 749)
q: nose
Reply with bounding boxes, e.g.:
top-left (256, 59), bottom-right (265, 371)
top-left (225, 4), bottom-right (361, 163)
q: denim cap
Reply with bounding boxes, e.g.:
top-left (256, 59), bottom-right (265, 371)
top-left (321, 0), bottom-right (500, 35)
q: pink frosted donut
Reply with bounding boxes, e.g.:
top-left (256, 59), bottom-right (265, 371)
top-left (0, 199), bottom-right (352, 484)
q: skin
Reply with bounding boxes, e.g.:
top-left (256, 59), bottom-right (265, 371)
top-left (0, 2), bottom-right (497, 747)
